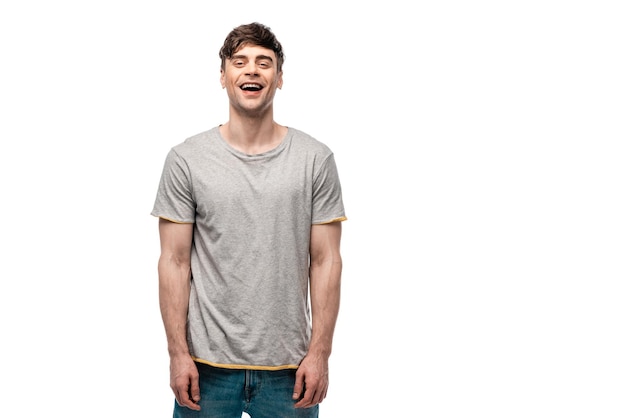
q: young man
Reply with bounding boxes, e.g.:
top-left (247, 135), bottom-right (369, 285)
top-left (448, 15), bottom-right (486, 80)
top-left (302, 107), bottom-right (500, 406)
top-left (152, 22), bottom-right (347, 417)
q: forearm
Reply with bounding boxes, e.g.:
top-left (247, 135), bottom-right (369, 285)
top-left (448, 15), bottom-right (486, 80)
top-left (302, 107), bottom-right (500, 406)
top-left (308, 258), bottom-right (342, 358)
top-left (158, 255), bottom-right (192, 357)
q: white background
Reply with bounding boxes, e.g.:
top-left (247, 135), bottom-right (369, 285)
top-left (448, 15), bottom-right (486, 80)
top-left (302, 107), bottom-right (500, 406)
top-left (1, 1), bottom-right (625, 417)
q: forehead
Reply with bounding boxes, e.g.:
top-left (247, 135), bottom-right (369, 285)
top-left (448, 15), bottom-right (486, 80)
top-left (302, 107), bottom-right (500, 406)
top-left (231, 44), bottom-right (276, 60)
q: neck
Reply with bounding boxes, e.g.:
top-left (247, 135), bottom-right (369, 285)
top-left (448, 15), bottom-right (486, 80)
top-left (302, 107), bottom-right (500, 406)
top-left (220, 115), bottom-right (287, 155)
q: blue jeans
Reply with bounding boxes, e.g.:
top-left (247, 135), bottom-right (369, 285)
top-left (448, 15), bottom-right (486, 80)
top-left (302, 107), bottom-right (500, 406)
top-left (173, 362), bottom-right (319, 418)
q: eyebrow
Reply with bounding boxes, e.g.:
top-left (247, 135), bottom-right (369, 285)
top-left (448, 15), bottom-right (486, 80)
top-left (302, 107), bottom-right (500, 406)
top-left (231, 54), bottom-right (274, 62)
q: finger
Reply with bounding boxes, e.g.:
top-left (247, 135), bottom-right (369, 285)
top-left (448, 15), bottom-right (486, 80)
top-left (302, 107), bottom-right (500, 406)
top-left (313, 386), bottom-right (327, 405)
top-left (292, 372), bottom-right (305, 400)
top-left (190, 373), bottom-right (201, 404)
top-left (294, 384), bottom-right (316, 408)
top-left (180, 396), bottom-right (202, 411)
top-left (174, 386), bottom-right (201, 411)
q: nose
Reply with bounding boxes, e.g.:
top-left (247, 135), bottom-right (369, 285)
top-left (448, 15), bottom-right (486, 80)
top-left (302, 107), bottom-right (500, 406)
top-left (245, 62), bottom-right (259, 76)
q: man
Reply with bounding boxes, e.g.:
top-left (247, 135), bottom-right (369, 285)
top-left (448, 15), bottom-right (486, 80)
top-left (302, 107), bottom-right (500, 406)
top-left (152, 22), bottom-right (346, 417)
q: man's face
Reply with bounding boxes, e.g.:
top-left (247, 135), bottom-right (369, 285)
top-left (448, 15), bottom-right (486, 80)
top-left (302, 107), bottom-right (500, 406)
top-left (220, 44), bottom-right (283, 116)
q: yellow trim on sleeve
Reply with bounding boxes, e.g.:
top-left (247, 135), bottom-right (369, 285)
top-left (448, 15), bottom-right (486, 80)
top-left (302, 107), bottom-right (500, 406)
top-left (156, 215), bottom-right (194, 224)
top-left (314, 216), bottom-right (347, 225)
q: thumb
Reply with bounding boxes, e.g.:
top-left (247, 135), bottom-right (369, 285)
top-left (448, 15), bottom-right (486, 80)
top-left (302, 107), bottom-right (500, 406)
top-left (292, 373), bottom-right (305, 400)
top-left (190, 375), bottom-right (201, 403)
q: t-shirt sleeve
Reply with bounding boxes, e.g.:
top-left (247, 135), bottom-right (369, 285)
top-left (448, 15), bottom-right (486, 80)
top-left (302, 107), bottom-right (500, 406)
top-left (311, 153), bottom-right (347, 224)
top-left (151, 149), bottom-right (196, 223)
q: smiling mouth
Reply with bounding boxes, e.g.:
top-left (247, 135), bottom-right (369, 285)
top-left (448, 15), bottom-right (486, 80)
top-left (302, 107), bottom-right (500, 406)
top-left (241, 83), bottom-right (263, 91)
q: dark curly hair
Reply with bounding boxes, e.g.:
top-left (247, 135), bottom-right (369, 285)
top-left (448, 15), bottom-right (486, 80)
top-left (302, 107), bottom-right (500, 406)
top-left (219, 22), bottom-right (285, 72)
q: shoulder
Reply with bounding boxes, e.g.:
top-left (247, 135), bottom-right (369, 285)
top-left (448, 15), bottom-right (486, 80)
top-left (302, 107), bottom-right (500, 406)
top-left (287, 127), bottom-right (333, 156)
top-left (170, 127), bottom-right (221, 157)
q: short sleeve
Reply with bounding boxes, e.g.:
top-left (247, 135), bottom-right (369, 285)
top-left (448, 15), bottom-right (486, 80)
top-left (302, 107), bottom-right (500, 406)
top-left (311, 153), bottom-right (347, 224)
top-left (151, 149), bottom-right (196, 223)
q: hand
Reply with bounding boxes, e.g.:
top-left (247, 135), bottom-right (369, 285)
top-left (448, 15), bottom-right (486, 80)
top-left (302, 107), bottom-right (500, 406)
top-left (170, 355), bottom-right (201, 411)
top-left (292, 353), bottom-right (329, 408)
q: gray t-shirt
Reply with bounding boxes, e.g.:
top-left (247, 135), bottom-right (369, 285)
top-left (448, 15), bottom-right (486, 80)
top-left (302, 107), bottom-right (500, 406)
top-left (152, 126), bottom-right (346, 369)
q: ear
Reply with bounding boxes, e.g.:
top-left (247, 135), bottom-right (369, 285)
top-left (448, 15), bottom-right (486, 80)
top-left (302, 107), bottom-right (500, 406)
top-left (277, 71), bottom-right (283, 90)
top-left (220, 68), bottom-right (225, 88)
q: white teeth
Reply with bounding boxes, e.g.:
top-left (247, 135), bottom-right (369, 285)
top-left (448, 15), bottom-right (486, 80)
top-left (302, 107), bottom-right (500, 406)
top-left (241, 83), bottom-right (261, 89)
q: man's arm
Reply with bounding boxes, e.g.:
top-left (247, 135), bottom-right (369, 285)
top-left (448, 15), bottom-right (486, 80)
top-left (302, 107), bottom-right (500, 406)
top-left (293, 221), bottom-right (343, 408)
top-left (157, 218), bottom-right (201, 411)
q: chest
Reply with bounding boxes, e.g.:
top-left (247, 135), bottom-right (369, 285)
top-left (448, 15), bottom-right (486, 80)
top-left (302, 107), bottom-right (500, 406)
top-left (190, 153), bottom-right (314, 220)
